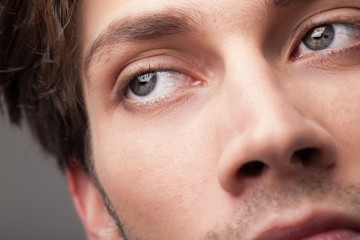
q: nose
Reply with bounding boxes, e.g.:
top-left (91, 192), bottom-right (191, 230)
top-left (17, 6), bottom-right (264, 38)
top-left (217, 65), bottom-right (337, 195)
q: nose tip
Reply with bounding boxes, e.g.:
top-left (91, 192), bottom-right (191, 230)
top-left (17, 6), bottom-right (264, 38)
top-left (217, 119), bottom-right (337, 195)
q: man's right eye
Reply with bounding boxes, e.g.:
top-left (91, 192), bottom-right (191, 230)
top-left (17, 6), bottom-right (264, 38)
top-left (125, 70), bottom-right (194, 102)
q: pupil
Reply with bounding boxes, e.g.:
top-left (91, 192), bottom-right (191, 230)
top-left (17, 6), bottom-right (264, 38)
top-left (129, 73), bottom-right (157, 97)
top-left (303, 24), bottom-right (335, 51)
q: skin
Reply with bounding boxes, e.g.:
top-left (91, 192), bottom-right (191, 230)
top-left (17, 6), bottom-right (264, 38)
top-left (67, 0), bottom-right (360, 239)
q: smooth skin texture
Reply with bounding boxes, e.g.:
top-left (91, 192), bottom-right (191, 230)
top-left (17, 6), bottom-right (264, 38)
top-left (67, 0), bottom-right (360, 239)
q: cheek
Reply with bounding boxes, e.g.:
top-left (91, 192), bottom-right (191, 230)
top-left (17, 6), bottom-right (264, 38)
top-left (330, 85), bottom-right (360, 183)
top-left (294, 70), bottom-right (360, 182)
top-left (89, 102), bottom-right (226, 237)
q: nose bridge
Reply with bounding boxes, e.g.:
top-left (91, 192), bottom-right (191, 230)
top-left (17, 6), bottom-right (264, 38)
top-left (246, 74), bottom-right (307, 157)
top-left (227, 59), bottom-right (308, 160)
top-left (224, 52), bottom-right (300, 136)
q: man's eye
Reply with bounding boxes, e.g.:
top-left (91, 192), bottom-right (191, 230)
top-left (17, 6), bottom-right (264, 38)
top-left (293, 23), bottom-right (360, 58)
top-left (125, 71), bottom-right (192, 101)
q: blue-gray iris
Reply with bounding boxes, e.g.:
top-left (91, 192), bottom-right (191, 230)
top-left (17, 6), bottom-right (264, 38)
top-left (303, 24), bottom-right (335, 51)
top-left (129, 73), bottom-right (157, 96)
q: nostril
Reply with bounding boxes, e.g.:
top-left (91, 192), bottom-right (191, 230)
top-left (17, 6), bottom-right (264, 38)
top-left (237, 160), bottom-right (266, 177)
top-left (293, 148), bottom-right (320, 166)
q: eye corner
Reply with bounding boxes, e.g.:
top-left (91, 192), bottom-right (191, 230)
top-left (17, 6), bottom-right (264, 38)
top-left (288, 45), bottom-right (301, 62)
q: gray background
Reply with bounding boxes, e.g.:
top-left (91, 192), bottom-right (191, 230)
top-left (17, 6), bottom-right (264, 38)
top-left (0, 112), bottom-right (86, 239)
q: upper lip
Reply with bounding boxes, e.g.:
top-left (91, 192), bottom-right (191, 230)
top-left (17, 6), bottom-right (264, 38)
top-left (254, 212), bottom-right (360, 240)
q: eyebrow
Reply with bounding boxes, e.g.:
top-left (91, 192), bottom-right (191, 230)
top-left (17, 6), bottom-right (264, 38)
top-left (84, 0), bottom-right (312, 72)
top-left (274, 0), bottom-right (313, 8)
top-left (84, 8), bottom-right (198, 71)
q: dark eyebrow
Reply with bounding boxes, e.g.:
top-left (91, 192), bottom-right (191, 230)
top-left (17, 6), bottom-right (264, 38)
top-left (84, 0), bottom-right (312, 73)
top-left (273, 0), bottom-right (313, 8)
top-left (84, 8), bottom-right (198, 71)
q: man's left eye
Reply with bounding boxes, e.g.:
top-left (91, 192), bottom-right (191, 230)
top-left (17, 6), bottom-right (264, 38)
top-left (294, 23), bottom-right (360, 58)
top-left (125, 71), bottom-right (192, 101)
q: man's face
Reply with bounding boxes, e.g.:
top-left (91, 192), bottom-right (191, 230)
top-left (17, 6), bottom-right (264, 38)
top-left (77, 0), bottom-right (360, 239)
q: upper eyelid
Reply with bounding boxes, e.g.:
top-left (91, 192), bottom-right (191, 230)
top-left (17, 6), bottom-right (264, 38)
top-left (114, 53), bottom-right (211, 88)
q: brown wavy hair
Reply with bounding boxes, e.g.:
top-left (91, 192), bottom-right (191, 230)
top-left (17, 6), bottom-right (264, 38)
top-left (0, 0), bottom-right (89, 171)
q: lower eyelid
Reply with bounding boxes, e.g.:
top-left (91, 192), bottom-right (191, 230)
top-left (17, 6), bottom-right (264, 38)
top-left (121, 87), bottom-right (200, 113)
top-left (291, 42), bottom-right (360, 68)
